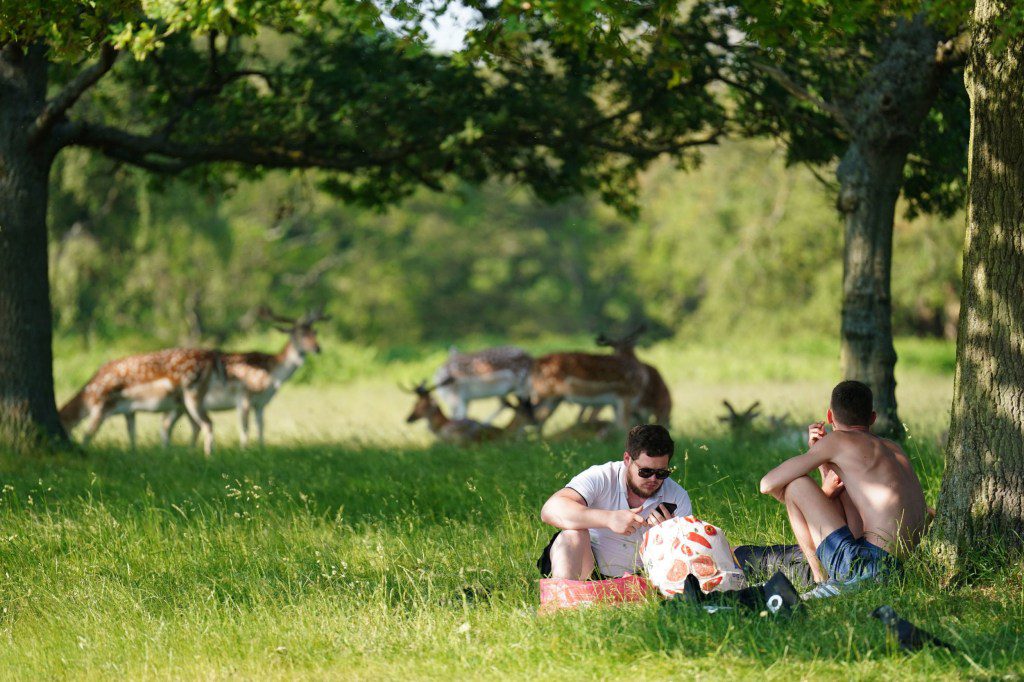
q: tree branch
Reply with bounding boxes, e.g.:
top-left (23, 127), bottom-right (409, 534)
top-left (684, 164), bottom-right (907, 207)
top-left (56, 120), bottom-right (403, 174)
top-left (752, 61), bottom-right (851, 134)
top-left (28, 43), bottom-right (117, 147)
top-left (591, 128), bottom-right (723, 157)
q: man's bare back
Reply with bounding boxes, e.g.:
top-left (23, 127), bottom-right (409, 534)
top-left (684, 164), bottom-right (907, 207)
top-left (760, 380), bottom-right (930, 589)
top-left (815, 430), bottom-right (927, 557)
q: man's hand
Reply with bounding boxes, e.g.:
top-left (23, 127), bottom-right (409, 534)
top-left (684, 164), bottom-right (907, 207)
top-left (645, 503), bottom-right (676, 527)
top-left (607, 507), bottom-right (645, 535)
top-left (820, 463), bottom-right (845, 499)
top-left (808, 421), bottom-right (828, 448)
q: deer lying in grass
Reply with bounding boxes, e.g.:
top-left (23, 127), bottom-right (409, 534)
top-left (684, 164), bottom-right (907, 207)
top-left (403, 380), bottom-right (536, 444)
top-left (431, 346), bottom-right (534, 421)
top-left (162, 307), bottom-right (328, 448)
top-left (530, 327), bottom-right (648, 430)
top-left (59, 348), bottom-right (221, 455)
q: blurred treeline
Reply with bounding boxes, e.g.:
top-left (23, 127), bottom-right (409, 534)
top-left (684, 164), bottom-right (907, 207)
top-left (48, 139), bottom-right (963, 348)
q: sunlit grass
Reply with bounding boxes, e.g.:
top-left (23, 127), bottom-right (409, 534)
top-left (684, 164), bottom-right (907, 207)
top-left (6, 338), bottom-right (1018, 678)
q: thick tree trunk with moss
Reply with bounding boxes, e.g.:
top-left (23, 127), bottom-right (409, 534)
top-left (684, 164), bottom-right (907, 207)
top-left (836, 18), bottom-right (945, 440)
top-left (0, 46), bottom-right (66, 451)
top-left (930, 0), bottom-right (1024, 573)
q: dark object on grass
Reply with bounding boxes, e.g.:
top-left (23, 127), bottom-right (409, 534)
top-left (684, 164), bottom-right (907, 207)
top-left (662, 571), bottom-right (800, 615)
top-left (871, 605), bottom-right (955, 653)
top-left (763, 570), bottom-right (802, 615)
top-left (734, 544), bottom-right (816, 590)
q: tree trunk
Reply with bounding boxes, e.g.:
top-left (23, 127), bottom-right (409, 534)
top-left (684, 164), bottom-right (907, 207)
top-left (0, 45), bottom-right (66, 451)
top-left (930, 0), bottom-right (1024, 575)
top-left (837, 144), bottom-right (904, 438)
top-left (835, 17), bottom-right (945, 439)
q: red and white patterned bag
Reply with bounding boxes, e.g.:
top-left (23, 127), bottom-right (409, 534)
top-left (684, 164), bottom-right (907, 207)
top-left (639, 515), bottom-right (748, 596)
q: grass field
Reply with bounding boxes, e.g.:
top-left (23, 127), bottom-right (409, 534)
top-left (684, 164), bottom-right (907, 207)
top-left (3, 337), bottom-right (1020, 679)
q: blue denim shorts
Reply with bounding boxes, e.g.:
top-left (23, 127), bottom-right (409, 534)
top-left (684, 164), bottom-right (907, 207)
top-left (817, 526), bottom-right (898, 582)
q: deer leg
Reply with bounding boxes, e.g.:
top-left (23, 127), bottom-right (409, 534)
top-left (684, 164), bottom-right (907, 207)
top-left (480, 399), bottom-right (507, 425)
top-left (254, 406), bottom-right (265, 448)
top-left (182, 390), bottom-right (214, 456)
top-left (532, 397), bottom-right (562, 433)
top-left (613, 398), bottom-right (633, 429)
top-left (161, 408), bottom-right (183, 448)
top-left (237, 397), bottom-right (250, 448)
top-left (81, 406), bottom-right (107, 446)
top-left (124, 413), bottom-right (137, 450)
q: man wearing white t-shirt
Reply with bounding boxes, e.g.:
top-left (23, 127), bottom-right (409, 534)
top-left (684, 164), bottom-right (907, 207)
top-left (538, 424), bottom-right (692, 579)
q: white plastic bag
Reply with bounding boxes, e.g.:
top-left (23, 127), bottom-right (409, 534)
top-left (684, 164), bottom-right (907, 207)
top-left (639, 515), bottom-right (748, 596)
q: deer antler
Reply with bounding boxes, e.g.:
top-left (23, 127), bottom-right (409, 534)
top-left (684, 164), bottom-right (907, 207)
top-left (301, 304), bottom-right (331, 326)
top-left (257, 305), bottom-right (298, 326)
top-left (398, 380), bottom-right (434, 395)
top-left (621, 323), bottom-right (647, 346)
top-left (719, 400), bottom-right (761, 430)
top-left (595, 323), bottom-right (647, 349)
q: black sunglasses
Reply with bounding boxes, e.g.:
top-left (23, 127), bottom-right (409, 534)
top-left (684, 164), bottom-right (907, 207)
top-left (634, 463), bottom-right (676, 479)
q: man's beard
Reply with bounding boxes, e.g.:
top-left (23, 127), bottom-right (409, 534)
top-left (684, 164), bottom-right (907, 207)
top-left (626, 473), bottom-right (662, 499)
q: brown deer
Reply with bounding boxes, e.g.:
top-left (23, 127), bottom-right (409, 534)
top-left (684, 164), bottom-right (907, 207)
top-left (529, 326), bottom-right (649, 430)
top-left (403, 380), bottom-right (536, 444)
top-left (59, 348), bottom-right (221, 455)
top-left (589, 328), bottom-right (672, 425)
top-left (161, 307), bottom-right (328, 448)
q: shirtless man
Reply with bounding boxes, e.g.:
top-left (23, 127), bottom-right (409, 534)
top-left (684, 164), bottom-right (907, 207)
top-left (759, 380), bottom-right (928, 598)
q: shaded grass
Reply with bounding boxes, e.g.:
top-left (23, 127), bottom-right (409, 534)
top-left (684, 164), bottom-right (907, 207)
top-left (0, 432), bottom-right (1020, 679)
top-left (13, 337), bottom-right (1011, 678)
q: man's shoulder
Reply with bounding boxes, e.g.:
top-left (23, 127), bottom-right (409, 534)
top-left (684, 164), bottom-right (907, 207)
top-left (567, 460), bottom-right (621, 486)
top-left (661, 477), bottom-right (690, 501)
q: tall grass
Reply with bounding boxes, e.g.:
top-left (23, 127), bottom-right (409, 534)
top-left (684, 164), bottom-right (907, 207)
top-left (6, 338), bottom-right (1018, 678)
top-left (0, 436), bottom-right (1019, 679)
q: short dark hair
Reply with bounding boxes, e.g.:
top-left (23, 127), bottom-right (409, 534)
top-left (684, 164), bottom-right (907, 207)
top-left (830, 380), bottom-right (874, 426)
top-left (626, 424), bottom-right (674, 459)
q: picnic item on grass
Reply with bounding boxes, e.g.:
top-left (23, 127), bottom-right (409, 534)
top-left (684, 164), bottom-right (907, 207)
top-left (660, 570), bottom-right (802, 616)
top-left (640, 515), bottom-right (748, 596)
top-left (538, 574), bottom-right (650, 613)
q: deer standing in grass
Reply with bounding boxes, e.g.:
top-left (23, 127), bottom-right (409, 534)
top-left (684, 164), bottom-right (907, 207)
top-left (162, 308), bottom-right (328, 448)
top-left (404, 380), bottom-right (537, 444)
top-left (59, 348), bottom-right (221, 455)
top-left (530, 327), bottom-right (649, 431)
top-left (431, 346), bottom-right (534, 422)
top-left (582, 330), bottom-right (672, 425)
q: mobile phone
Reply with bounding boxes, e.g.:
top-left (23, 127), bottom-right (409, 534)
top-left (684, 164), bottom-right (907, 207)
top-left (658, 503), bottom-right (677, 516)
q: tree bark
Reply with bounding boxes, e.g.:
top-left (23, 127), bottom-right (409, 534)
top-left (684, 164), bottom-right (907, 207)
top-left (0, 45), bottom-right (67, 451)
top-left (930, 0), bottom-right (1024, 574)
top-left (836, 17), bottom-right (945, 439)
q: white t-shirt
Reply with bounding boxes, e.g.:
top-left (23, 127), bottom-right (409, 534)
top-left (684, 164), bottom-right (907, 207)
top-left (565, 460), bottom-right (692, 577)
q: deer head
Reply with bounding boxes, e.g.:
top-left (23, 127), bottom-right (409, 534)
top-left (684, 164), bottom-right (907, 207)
top-left (401, 379), bottom-right (441, 423)
top-left (595, 324), bottom-right (647, 356)
top-left (259, 305), bottom-right (330, 356)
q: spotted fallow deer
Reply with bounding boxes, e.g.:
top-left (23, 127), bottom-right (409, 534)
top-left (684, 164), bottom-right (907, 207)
top-left (403, 380), bottom-right (536, 444)
top-left (431, 346), bottom-right (534, 422)
top-left (58, 348), bottom-right (221, 455)
top-left (589, 329), bottom-right (672, 425)
top-left (530, 327), bottom-right (649, 430)
top-left (161, 307), bottom-right (328, 448)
